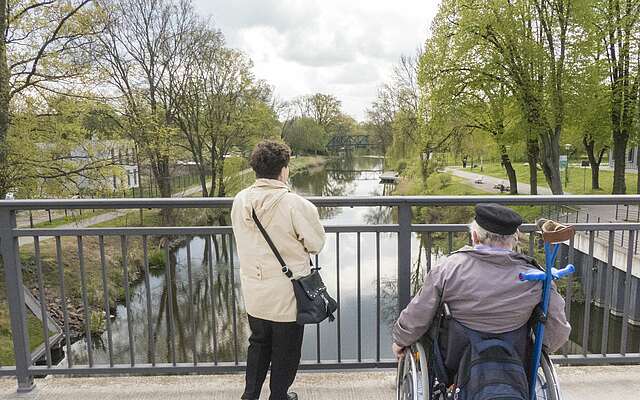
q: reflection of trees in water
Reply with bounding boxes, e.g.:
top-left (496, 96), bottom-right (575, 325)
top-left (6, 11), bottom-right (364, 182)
top-left (122, 235), bottom-right (246, 364)
top-left (71, 235), bottom-right (248, 366)
top-left (379, 238), bottom-right (448, 327)
top-left (363, 206), bottom-right (392, 225)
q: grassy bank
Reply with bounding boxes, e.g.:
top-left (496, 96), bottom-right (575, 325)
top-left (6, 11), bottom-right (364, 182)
top-left (0, 305), bottom-right (48, 365)
top-left (476, 163), bottom-right (638, 194)
top-left (290, 155), bottom-right (327, 174)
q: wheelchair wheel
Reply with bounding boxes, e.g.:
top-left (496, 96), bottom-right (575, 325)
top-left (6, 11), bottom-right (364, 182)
top-left (534, 352), bottom-right (561, 400)
top-left (396, 342), bottom-right (432, 400)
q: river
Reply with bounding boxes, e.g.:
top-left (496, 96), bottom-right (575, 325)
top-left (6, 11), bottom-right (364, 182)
top-left (62, 153), bottom-right (640, 366)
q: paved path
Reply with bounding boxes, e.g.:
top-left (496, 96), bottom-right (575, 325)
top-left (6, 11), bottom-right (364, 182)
top-left (444, 167), bottom-right (554, 195)
top-left (1, 367), bottom-right (639, 399)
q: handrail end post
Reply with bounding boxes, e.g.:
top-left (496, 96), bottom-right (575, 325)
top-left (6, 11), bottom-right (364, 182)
top-left (0, 208), bottom-right (35, 392)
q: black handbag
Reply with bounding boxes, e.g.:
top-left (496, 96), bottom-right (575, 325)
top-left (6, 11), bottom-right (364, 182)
top-left (252, 209), bottom-right (337, 325)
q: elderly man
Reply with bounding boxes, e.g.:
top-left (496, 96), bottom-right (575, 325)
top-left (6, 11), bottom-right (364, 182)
top-left (392, 204), bottom-right (571, 359)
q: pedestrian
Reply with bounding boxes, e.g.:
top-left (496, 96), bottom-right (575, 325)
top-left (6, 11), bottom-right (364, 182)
top-left (231, 140), bottom-right (326, 400)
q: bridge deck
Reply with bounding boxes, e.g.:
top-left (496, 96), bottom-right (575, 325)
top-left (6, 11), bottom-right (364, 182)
top-left (1, 366), bottom-right (639, 399)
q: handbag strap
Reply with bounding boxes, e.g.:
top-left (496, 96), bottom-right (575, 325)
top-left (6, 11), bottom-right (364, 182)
top-left (251, 208), bottom-right (293, 278)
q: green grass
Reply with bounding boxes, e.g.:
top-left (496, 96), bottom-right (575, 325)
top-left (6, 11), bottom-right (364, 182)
top-left (477, 163), bottom-right (639, 194)
top-left (0, 303), bottom-right (48, 365)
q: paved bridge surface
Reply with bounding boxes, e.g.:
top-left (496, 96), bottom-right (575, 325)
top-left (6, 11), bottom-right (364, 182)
top-left (1, 366), bottom-right (639, 399)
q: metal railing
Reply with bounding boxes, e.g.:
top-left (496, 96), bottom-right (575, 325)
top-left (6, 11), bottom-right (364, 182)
top-left (1, 195), bottom-right (640, 392)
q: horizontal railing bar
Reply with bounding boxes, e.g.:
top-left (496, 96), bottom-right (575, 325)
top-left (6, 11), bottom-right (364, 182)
top-left (551, 353), bottom-right (640, 365)
top-left (14, 227), bottom-right (235, 237)
top-left (0, 367), bottom-right (17, 377)
top-left (13, 224), bottom-right (400, 237)
top-left (2, 195), bottom-right (640, 210)
top-left (28, 361), bottom-right (397, 375)
top-left (411, 223), bottom-right (640, 232)
top-left (15, 222), bottom-right (640, 237)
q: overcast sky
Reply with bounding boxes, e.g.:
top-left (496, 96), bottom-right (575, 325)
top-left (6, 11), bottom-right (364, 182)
top-left (192, 0), bottom-right (439, 121)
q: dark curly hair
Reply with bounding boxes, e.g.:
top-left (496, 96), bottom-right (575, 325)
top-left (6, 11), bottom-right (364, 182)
top-left (249, 140), bottom-right (291, 179)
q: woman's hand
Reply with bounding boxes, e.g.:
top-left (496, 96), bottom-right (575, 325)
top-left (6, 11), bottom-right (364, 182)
top-left (392, 343), bottom-right (405, 361)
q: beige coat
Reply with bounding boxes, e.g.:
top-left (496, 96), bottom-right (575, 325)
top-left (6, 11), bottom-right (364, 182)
top-left (231, 179), bottom-right (326, 322)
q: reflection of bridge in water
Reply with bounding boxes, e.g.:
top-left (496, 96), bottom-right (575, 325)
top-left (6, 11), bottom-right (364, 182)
top-left (326, 134), bottom-right (371, 150)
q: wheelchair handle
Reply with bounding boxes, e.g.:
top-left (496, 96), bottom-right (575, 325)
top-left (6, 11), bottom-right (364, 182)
top-left (519, 264), bottom-right (575, 282)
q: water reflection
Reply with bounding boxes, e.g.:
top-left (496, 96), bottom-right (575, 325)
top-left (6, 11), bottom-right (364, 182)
top-left (70, 235), bottom-right (248, 365)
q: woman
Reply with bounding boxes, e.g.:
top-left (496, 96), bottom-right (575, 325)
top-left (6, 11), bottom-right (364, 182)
top-left (231, 140), bottom-right (326, 400)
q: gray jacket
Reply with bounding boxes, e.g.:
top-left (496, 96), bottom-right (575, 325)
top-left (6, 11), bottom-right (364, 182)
top-left (393, 246), bottom-right (571, 353)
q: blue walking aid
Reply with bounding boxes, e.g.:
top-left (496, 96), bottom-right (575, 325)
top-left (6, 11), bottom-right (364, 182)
top-left (519, 220), bottom-right (575, 400)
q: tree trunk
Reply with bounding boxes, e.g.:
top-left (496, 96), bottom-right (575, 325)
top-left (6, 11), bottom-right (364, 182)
top-left (216, 157), bottom-right (225, 197)
top-left (527, 139), bottom-right (539, 195)
top-left (583, 135), bottom-right (603, 190)
top-left (0, 0), bottom-right (10, 198)
top-left (611, 132), bottom-right (628, 194)
top-left (637, 153), bottom-right (640, 194)
top-left (151, 156), bottom-right (173, 225)
top-left (196, 163), bottom-right (209, 197)
top-left (540, 131), bottom-right (564, 195)
top-left (500, 146), bottom-right (518, 195)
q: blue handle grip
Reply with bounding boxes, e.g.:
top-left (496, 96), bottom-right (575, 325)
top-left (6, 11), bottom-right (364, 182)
top-left (519, 264), bottom-right (575, 282)
top-left (519, 270), bottom-right (545, 281)
top-left (553, 264), bottom-right (575, 279)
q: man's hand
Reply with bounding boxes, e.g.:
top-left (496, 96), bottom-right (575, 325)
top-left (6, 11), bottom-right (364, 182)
top-left (392, 343), bottom-right (405, 361)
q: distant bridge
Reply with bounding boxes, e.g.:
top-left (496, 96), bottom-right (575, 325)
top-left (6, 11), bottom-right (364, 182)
top-left (326, 134), bottom-right (370, 150)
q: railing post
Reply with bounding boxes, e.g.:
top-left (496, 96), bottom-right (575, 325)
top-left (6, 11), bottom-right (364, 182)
top-left (398, 203), bottom-right (412, 312)
top-left (0, 208), bottom-right (34, 392)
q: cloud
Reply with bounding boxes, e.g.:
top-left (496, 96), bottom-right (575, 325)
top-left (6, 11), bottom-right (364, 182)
top-left (193, 0), bottom-right (439, 120)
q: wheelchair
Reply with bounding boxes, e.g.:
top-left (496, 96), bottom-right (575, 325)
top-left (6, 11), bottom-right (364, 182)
top-left (397, 219), bottom-right (573, 400)
top-left (396, 309), bottom-right (563, 400)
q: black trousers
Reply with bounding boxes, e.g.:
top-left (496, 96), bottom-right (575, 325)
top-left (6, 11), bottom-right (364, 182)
top-left (242, 315), bottom-right (305, 400)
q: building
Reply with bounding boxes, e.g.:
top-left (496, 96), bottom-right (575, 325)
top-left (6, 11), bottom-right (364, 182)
top-left (72, 140), bottom-right (140, 193)
top-left (608, 146), bottom-right (638, 170)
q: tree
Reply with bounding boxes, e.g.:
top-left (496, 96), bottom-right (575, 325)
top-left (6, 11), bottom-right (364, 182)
top-left (8, 96), bottom-right (120, 198)
top-left (0, 0), bottom-right (100, 197)
top-left (294, 93), bottom-right (342, 133)
top-left (597, 0), bottom-right (640, 194)
top-left (367, 88), bottom-right (396, 153)
top-left (197, 48), bottom-right (277, 197)
top-left (564, 56), bottom-right (611, 190)
top-left (95, 0), bottom-right (196, 222)
top-left (282, 117), bottom-right (327, 154)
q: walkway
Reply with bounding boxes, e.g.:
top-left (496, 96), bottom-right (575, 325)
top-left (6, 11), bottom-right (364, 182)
top-left (0, 367), bottom-right (639, 399)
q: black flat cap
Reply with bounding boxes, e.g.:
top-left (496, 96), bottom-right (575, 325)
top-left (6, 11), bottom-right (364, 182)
top-left (475, 204), bottom-right (523, 235)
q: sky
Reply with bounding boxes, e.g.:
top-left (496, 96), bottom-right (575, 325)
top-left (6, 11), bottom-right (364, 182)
top-left (192, 0), bottom-right (440, 121)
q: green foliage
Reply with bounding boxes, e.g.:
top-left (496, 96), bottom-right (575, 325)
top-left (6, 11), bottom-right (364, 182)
top-left (283, 117), bottom-right (327, 154)
top-left (148, 248), bottom-right (166, 271)
top-left (7, 97), bottom-right (124, 198)
top-left (438, 173), bottom-right (452, 188)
